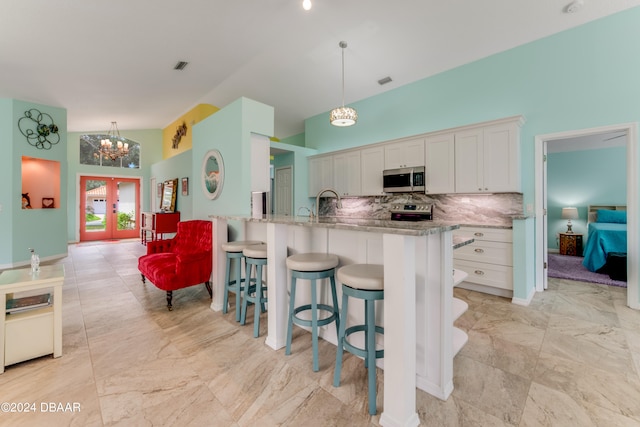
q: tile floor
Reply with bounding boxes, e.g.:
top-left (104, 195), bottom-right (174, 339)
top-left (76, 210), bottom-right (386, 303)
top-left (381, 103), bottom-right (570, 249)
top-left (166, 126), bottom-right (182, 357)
top-left (1, 240), bottom-right (639, 426)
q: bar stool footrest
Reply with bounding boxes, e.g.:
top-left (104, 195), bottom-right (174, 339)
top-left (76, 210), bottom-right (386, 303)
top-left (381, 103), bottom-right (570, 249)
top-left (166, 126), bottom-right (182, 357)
top-left (343, 325), bottom-right (384, 359)
top-left (292, 304), bottom-right (338, 327)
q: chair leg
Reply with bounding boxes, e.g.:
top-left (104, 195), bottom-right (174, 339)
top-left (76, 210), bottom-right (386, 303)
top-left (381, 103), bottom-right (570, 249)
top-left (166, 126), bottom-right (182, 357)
top-left (166, 291), bottom-right (173, 311)
top-left (285, 276), bottom-right (297, 356)
top-left (241, 262), bottom-right (251, 326)
top-left (253, 264), bottom-right (263, 338)
top-left (141, 274), bottom-right (146, 283)
top-left (234, 255), bottom-right (243, 322)
top-left (333, 291), bottom-right (348, 387)
top-left (223, 256), bottom-right (231, 314)
top-left (311, 278), bottom-right (319, 372)
top-left (366, 299), bottom-right (376, 415)
top-left (204, 281), bottom-right (212, 298)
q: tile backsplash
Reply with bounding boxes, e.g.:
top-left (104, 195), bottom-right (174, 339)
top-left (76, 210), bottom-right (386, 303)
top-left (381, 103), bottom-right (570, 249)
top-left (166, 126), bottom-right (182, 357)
top-left (318, 193), bottom-right (523, 227)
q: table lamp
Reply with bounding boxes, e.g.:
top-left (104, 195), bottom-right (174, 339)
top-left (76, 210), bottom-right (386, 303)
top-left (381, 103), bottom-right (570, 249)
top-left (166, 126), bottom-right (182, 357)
top-left (562, 207), bottom-right (579, 233)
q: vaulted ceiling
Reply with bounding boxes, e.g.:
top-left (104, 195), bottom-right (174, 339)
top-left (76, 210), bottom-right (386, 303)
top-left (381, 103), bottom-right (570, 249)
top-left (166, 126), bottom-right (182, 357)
top-left (2, 1), bottom-right (639, 138)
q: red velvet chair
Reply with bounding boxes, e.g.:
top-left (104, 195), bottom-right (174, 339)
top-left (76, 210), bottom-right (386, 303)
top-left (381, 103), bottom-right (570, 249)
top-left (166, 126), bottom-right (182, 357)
top-left (138, 220), bottom-right (213, 310)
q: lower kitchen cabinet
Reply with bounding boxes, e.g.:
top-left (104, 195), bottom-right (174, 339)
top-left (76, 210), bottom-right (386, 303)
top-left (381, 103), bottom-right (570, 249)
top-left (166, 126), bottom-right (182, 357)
top-left (453, 226), bottom-right (513, 297)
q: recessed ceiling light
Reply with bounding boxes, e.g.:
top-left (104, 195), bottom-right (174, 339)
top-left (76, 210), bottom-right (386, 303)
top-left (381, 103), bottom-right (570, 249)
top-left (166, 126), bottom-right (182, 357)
top-left (564, 0), bottom-right (584, 14)
top-left (174, 61), bottom-right (189, 70)
top-left (378, 76), bottom-right (392, 85)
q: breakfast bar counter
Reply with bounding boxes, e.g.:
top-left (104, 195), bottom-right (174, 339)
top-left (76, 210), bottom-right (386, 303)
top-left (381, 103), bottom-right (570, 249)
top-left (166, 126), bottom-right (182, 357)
top-left (210, 214), bottom-right (464, 427)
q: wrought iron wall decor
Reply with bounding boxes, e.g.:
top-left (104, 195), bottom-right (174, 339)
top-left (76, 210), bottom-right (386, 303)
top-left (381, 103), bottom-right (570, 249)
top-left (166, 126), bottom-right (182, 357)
top-left (18, 109), bottom-right (60, 149)
top-left (172, 121), bottom-right (187, 149)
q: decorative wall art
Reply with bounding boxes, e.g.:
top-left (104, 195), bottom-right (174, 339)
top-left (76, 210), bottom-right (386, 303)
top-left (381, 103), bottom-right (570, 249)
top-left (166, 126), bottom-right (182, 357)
top-left (42, 198), bottom-right (54, 208)
top-left (181, 177), bottom-right (189, 196)
top-left (18, 109), bottom-right (60, 150)
top-left (201, 149), bottom-right (224, 200)
top-left (172, 122), bottom-right (187, 149)
top-left (160, 178), bottom-right (178, 213)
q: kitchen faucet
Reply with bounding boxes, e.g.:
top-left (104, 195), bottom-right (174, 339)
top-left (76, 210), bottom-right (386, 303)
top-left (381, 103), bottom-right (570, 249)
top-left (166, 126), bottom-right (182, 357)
top-left (315, 188), bottom-right (342, 219)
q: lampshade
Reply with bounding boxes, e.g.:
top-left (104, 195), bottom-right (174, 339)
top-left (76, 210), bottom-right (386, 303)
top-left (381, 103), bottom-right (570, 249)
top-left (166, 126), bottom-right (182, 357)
top-left (562, 207), bottom-right (578, 233)
top-left (561, 207), bottom-right (579, 219)
top-left (330, 41), bottom-right (357, 127)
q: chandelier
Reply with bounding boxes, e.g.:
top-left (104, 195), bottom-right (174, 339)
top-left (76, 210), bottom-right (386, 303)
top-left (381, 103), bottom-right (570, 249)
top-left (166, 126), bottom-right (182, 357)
top-left (98, 121), bottom-right (129, 161)
top-left (330, 41), bottom-right (358, 127)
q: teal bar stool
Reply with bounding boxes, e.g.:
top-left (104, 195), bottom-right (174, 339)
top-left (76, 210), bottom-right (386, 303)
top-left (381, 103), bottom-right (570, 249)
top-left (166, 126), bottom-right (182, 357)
top-left (285, 252), bottom-right (340, 372)
top-left (333, 263), bottom-right (384, 416)
top-left (241, 244), bottom-right (268, 338)
top-left (221, 240), bottom-right (262, 322)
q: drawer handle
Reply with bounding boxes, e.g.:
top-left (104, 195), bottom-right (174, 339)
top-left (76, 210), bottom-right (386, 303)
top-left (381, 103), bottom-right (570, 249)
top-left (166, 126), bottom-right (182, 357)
top-left (474, 270), bottom-right (485, 275)
top-left (474, 248), bottom-right (484, 253)
top-left (474, 232), bottom-right (484, 237)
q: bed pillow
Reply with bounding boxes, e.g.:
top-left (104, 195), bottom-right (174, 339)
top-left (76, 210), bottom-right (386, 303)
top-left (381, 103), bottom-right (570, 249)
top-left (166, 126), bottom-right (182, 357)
top-left (596, 209), bottom-right (627, 224)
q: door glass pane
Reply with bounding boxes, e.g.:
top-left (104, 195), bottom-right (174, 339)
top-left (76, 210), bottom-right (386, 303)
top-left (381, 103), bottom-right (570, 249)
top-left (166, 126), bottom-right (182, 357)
top-left (84, 179), bottom-right (107, 232)
top-left (116, 181), bottom-right (137, 230)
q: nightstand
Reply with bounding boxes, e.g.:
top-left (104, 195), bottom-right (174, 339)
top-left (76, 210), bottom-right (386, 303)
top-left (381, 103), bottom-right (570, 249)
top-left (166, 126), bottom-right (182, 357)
top-left (559, 232), bottom-right (583, 256)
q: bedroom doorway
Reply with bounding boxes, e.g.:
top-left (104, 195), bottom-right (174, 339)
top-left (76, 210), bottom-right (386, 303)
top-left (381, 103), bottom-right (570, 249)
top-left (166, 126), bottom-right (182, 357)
top-left (535, 122), bottom-right (639, 309)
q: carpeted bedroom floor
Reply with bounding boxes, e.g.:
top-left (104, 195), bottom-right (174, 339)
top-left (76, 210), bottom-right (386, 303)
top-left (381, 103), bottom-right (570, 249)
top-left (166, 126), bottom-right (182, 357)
top-left (547, 253), bottom-right (627, 287)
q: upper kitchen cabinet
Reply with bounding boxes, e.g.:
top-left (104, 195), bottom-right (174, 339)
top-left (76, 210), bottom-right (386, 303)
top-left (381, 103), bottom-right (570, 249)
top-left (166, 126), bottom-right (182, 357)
top-left (333, 150), bottom-right (361, 196)
top-left (308, 155), bottom-right (334, 196)
top-left (360, 146), bottom-right (385, 195)
top-left (384, 138), bottom-right (425, 169)
top-left (425, 133), bottom-right (455, 194)
top-left (455, 120), bottom-right (521, 193)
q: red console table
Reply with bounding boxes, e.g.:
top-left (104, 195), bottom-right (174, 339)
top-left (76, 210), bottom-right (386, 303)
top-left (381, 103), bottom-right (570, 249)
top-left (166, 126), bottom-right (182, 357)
top-left (141, 212), bottom-right (180, 245)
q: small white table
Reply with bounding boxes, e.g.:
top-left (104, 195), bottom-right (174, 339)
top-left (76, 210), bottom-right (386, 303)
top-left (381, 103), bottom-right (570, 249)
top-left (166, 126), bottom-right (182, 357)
top-left (0, 264), bottom-right (65, 373)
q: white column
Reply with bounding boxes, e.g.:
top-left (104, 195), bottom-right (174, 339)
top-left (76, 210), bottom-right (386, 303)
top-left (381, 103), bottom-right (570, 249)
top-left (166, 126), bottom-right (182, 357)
top-left (265, 222), bottom-right (288, 350)
top-left (210, 218), bottom-right (228, 312)
top-left (380, 233), bottom-right (420, 427)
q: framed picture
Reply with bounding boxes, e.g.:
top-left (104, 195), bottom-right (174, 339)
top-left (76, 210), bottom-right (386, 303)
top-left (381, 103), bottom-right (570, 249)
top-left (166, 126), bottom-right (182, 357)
top-left (201, 149), bottom-right (224, 200)
top-left (181, 177), bottom-right (189, 196)
top-left (42, 197), bottom-right (54, 209)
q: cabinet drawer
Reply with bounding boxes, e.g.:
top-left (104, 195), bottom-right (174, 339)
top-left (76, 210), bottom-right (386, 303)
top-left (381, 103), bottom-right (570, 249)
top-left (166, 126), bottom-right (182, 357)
top-left (454, 240), bottom-right (512, 266)
top-left (454, 227), bottom-right (512, 243)
top-left (5, 308), bottom-right (54, 366)
top-left (454, 260), bottom-right (513, 290)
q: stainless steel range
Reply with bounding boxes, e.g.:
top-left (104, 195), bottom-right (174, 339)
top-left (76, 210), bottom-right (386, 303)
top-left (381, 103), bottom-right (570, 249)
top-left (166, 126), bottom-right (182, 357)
top-left (389, 203), bottom-right (433, 221)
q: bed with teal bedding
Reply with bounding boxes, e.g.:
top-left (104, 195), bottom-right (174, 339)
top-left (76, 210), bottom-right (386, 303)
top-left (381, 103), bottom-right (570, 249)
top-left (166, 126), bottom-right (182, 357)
top-left (582, 207), bottom-right (627, 272)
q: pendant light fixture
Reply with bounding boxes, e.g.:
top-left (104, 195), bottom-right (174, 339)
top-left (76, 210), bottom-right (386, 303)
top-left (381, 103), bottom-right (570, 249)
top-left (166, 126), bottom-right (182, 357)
top-left (330, 41), bottom-right (358, 127)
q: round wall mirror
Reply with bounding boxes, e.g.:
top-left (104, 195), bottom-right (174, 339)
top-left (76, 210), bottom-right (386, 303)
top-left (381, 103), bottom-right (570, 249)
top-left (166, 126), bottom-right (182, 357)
top-left (201, 149), bottom-right (224, 200)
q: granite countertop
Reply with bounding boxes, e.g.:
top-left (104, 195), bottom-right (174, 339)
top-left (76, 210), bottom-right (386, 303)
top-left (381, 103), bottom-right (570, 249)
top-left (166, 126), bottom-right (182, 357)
top-left (210, 214), bottom-right (461, 237)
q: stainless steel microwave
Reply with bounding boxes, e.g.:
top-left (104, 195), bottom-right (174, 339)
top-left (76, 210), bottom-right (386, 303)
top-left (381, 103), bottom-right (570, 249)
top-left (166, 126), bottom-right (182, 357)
top-left (383, 166), bottom-right (425, 192)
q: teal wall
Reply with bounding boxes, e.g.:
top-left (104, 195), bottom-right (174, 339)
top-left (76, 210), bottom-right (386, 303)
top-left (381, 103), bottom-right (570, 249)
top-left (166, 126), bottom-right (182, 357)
top-left (0, 99), bottom-right (67, 267)
top-left (0, 99), bottom-right (13, 265)
top-left (304, 7), bottom-right (640, 208)
top-left (150, 150), bottom-right (193, 220)
top-left (547, 146), bottom-right (626, 249)
top-left (66, 128), bottom-right (162, 242)
top-left (280, 132), bottom-right (305, 147)
top-left (304, 7), bottom-right (640, 300)
top-left (270, 143), bottom-right (317, 213)
top-left (192, 97), bottom-right (274, 239)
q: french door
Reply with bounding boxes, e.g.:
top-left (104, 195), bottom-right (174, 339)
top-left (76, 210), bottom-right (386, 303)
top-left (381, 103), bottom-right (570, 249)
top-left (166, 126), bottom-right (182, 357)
top-left (79, 176), bottom-right (140, 241)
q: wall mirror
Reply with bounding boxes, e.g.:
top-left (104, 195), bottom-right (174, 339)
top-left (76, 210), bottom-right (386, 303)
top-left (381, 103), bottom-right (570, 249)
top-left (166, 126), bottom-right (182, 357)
top-left (202, 149), bottom-right (224, 200)
top-left (160, 178), bottom-right (178, 212)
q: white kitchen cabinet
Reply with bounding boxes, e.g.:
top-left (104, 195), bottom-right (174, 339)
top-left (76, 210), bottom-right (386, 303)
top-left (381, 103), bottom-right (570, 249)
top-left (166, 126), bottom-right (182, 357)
top-left (308, 155), bottom-right (333, 197)
top-left (384, 138), bottom-right (425, 169)
top-left (454, 122), bottom-right (520, 193)
top-left (425, 133), bottom-right (455, 194)
top-left (360, 146), bottom-right (385, 195)
top-left (453, 226), bottom-right (513, 297)
top-left (333, 150), bottom-right (361, 196)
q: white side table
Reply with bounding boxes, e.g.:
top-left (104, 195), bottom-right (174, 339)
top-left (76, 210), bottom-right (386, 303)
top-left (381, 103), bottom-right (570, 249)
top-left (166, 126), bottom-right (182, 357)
top-left (0, 264), bottom-right (65, 373)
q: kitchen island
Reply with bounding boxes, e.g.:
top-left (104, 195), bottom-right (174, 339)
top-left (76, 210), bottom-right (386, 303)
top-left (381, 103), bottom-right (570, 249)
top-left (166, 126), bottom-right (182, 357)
top-left (210, 214), bottom-right (467, 427)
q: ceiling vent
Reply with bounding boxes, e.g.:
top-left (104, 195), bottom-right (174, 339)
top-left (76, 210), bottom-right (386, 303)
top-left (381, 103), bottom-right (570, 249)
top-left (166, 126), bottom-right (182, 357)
top-left (564, 0), bottom-right (584, 13)
top-left (378, 76), bottom-right (392, 85)
top-left (174, 61), bottom-right (189, 70)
